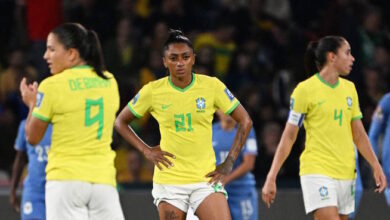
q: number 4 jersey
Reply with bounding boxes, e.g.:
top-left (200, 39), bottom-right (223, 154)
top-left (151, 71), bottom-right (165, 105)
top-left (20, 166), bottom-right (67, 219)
top-left (128, 73), bottom-right (240, 184)
top-left (289, 73), bottom-right (362, 179)
top-left (32, 66), bottom-right (120, 186)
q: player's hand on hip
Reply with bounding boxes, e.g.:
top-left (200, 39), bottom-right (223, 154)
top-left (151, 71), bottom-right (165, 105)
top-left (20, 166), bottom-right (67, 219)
top-left (144, 145), bottom-right (175, 170)
top-left (261, 178), bottom-right (277, 208)
top-left (205, 162), bottom-right (233, 185)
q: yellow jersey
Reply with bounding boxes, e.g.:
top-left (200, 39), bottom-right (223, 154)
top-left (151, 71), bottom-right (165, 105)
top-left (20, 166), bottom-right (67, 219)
top-left (33, 66), bottom-right (120, 186)
top-left (128, 73), bottom-right (240, 184)
top-left (290, 73), bottom-right (362, 179)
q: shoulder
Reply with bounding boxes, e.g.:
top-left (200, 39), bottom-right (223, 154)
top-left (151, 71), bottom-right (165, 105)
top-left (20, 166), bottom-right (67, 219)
top-left (339, 77), bottom-right (354, 85)
top-left (195, 73), bottom-right (218, 83)
top-left (18, 119), bottom-right (27, 131)
top-left (147, 76), bottom-right (169, 89)
top-left (379, 93), bottom-right (390, 107)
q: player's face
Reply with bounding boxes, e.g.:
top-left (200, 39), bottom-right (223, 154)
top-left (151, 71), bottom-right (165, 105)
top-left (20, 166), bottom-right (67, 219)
top-left (163, 43), bottom-right (195, 79)
top-left (43, 33), bottom-right (72, 75)
top-left (334, 40), bottom-right (355, 76)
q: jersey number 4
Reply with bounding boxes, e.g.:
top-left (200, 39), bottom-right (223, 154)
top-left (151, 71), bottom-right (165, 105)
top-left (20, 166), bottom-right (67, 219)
top-left (85, 97), bottom-right (104, 140)
top-left (334, 109), bottom-right (343, 126)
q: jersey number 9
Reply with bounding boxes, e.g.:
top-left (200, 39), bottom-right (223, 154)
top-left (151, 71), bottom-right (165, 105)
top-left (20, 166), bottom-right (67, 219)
top-left (85, 97), bottom-right (104, 140)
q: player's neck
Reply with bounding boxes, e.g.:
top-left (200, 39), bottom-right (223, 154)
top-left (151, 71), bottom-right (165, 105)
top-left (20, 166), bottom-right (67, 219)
top-left (170, 73), bottom-right (193, 89)
top-left (319, 67), bottom-right (339, 85)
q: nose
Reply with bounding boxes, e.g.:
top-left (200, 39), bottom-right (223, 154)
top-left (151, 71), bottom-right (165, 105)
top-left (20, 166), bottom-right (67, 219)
top-left (43, 50), bottom-right (49, 60)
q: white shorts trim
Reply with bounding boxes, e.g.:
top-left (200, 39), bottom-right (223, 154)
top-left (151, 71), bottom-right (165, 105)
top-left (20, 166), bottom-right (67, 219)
top-left (300, 175), bottom-right (355, 215)
top-left (152, 182), bottom-right (227, 212)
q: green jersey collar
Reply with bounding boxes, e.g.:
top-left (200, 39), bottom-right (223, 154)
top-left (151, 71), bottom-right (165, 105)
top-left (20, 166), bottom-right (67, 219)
top-left (316, 73), bottom-right (339, 88)
top-left (168, 73), bottom-right (195, 92)
top-left (71, 65), bottom-right (91, 69)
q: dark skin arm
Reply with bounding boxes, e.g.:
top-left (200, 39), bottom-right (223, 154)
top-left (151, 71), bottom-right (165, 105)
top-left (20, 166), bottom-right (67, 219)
top-left (114, 106), bottom-right (175, 170)
top-left (9, 151), bottom-right (27, 212)
top-left (222, 154), bottom-right (256, 185)
top-left (20, 78), bottom-right (49, 145)
top-left (206, 104), bottom-right (253, 184)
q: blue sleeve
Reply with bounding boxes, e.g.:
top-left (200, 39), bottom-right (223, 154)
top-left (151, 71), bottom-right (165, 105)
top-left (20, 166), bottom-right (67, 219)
top-left (243, 128), bottom-right (258, 155)
top-left (14, 120), bottom-right (27, 152)
top-left (369, 94), bottom-right (390, 156)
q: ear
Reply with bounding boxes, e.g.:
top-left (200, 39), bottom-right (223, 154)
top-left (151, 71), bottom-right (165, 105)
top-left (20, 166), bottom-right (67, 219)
top-left (67, 48), bottom-right (80, 63)
top-left (327, 52), bottom-right (336, 63)
top-left (162, 57), bottom-right (168, 68)
top-left (192, 53), bottom-right (196, 65)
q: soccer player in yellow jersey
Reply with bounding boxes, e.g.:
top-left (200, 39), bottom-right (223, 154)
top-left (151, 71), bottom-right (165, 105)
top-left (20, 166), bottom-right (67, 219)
top-left (19, 23), bottom-right (124, 220)
top-left (262, 36), bottom-right (387, 220)
top-left (115, 29), bottom-right (253, 220)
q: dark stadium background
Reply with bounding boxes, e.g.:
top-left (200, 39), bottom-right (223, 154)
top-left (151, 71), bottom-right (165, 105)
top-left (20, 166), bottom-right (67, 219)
top-left (1, 0), bottom-right (390, 219)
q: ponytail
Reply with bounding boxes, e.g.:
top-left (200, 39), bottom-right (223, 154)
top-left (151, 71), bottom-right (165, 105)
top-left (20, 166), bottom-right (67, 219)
top-left (304, 41), bottom-right (319, 76)
top-left (51, 23), bottom-right (108, 79)
top-left (86, 30), bottom-right (107, 79)
top-left (304, 35), bottom-right (346, 76)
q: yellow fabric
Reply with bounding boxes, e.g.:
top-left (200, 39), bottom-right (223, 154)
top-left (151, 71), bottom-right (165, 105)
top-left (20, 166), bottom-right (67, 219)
top-left (32, 66), bottom-right (120, 186)
top-left (128, 73), bottom-right (239, 184)
top-left (291, 73), bottom-right (362, 179)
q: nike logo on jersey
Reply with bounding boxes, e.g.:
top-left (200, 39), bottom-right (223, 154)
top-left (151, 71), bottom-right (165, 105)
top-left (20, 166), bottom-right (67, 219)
top-left (162, 104), bottom-right (172, 110)
top-left (317, 101), bottom-right (326, 106)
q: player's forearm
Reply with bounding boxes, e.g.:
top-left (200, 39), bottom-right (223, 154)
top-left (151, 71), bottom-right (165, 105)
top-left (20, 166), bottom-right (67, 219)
top-left (10, 153), bottom-right (27, 192)
top-left (267, 125), bottom-right (297, 181)
top-left (353, 120), bottom-right (381, 169)
top-left (224, 156), bottom-right (255, 184)
top-left (115, 118), bottom-right (151, 154)
top-left (227, 119), bottom-right (252, 161)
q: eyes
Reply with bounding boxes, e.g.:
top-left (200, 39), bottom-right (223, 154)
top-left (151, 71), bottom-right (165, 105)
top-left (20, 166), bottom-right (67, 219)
top-left (168, 54), bottom-right (192, 61)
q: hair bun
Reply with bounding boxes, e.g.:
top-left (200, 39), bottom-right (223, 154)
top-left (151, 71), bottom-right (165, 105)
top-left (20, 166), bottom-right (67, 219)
top-left (168, 29), bottom-right (183, 37)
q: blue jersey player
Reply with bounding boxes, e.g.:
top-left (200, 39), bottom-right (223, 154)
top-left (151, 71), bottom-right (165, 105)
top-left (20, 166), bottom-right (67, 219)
top-left (10, 120), bottom-right (52, 220)
top-left (213, 110), bottom-right (258, 220)
top-left (369, 93), bottom-right (390, 205)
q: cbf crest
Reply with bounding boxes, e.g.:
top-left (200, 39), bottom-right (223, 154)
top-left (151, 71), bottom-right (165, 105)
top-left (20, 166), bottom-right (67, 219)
top-left (319, 186), bottom-right (329, 200)
top-left (196, 97), bottom-right (206, 112)
top-left (346, 97), bottom-right (352, 109)
top-left (132, 92), bottom-right (140, 105)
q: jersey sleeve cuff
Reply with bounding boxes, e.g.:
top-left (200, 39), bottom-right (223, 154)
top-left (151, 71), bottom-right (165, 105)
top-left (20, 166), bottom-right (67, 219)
top-left (225, 101), bottom-right (240, 115)
top-left (352, 115), bottom-right (363, 121)
top-left (32, 112), bottom-right (50, 122)
top-left (127, 103), bottom-right (142, 118)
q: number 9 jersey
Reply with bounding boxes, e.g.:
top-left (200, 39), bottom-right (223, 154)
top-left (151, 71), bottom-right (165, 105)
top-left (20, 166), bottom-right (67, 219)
top-left (32, 66), bottom-right (120, 186)
top-left (289, 73), bottom-right (362, 180)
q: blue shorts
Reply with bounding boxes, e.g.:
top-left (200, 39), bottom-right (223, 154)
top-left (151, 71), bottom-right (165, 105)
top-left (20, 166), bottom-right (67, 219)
top-left (227, 187), bottom-right (258, 220)
top-left (21, 192), bottom-right (45, 220)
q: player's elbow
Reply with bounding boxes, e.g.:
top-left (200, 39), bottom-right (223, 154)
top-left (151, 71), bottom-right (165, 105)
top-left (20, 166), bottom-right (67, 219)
top-left (242, 117), bottom-right (253, 132)
top-left (26, 134), bottom-right (40, 146)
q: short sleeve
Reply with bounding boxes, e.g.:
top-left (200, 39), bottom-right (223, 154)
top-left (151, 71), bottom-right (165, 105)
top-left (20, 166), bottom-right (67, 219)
top-left (127, 83), bottom-right (152, 118)
top-left (290, 83), bottom-right (308, 114)
top-left (243, 128), bottom-right (258, 155)
top-left (379, 94), bottom-right (390, 115)
top-left (32, 79), bottom-right (56, 122)
top-left (14, 120), bottom-right (27, 151)
top-left (214, 78), bottom-right (240, 114)
top-left (351, 84), bottom-right (362, 120)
